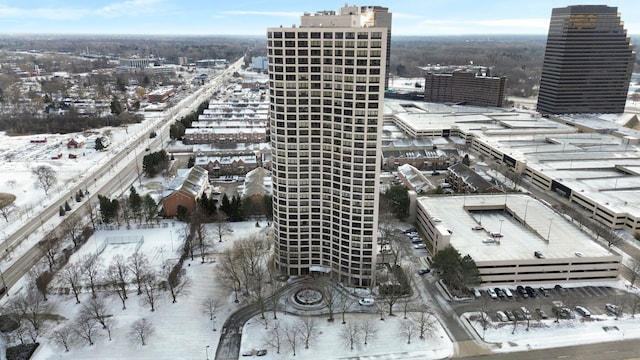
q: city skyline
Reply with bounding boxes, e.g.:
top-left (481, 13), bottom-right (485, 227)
top-left (1, 0), bottom-right (639, 37)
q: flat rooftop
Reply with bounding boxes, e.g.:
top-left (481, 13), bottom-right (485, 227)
top-left (419, 194), bottom-right (615, 262)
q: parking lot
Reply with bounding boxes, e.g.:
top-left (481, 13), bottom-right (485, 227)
top-left (455, 284), bottom-right (632, 322)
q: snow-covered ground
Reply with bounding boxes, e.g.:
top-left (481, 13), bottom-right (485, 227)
top-left (465, 310), bottom-right (640, 353)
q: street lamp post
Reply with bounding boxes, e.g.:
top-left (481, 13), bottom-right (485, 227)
top-left (205, 345), bottom-right (210, 360)
top-left (499, 219), bottom-right (505, 234)
top-left (547, 219), bottom-right (554, 242)
top-left (524, 200), bottom-right (529, 225)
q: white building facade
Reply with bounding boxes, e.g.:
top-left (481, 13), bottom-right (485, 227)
top-left (267, 5), bottom-right (391, 287)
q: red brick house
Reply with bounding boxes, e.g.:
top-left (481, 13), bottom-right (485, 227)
top-left (67, 135), bottom-right (86, 149)
top-left (161, 166), bottom-right (209, 217)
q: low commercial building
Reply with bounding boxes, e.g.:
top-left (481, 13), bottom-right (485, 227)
top-left (416, 194), bottom-right (620, 285)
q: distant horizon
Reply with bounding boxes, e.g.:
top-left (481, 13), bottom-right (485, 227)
top-left (0, 1), bottom-right (639, 37)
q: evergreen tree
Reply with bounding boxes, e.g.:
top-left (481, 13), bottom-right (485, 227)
top-left (59, 205), bottom-right (66, 216)
top-left (220, 194), bottom-right (232, 219)
top-left (110, 96), bottom-right (123, 115)
top-left (64, 201), bottom-right (71, 211)
top-left (129, 186), bottom-right (143, 222)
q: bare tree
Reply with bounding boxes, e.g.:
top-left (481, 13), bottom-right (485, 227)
top-left (74, 315), bottom-right (100, 346)
top-left (103, 316), bottom-right (117, 341)
top-left (119, 196), bottom-right (132, 227)
top-left (374, 299), bottom-right (386, 321)
top-left (81, 254), bottom-right (103, 299)
top-left (191, 210), bottom-right (212, 263)
top-left (360, 319), bottom-right (378, 345)
top-left (32, 165), bottom-right (57, 195)
top-left (412, 310), bottom-right (436, 340)
top-left (296, 316), bottom-right (319, 349)
top-left (217, 246), bottom-right (244, 303)
top-left (0, 193), bottom-right (16, 222)
top-left (38, 232), bottom-right (60, 272)
top-left (399, 319), bottom-right (417, 344)
top-left (61, 213), bottom-right (83, 247)
top-left (79, 296), bottom-right (109, 330)
top-left (212, 211), bottom-right (232, 243)
top-left (7, 287), bottom-right (54, 343)
top-left (321, 280), bottom-right (339, 322)
top-left (140, 272), bottom-right (160, 312)
top-left (51, 325), bottom-right (75, 352)
top-left (284, 323), bottom-right (301, 356)
top-left (263, 321), bottom-right (283, 354)
top-left (128, 251), bottom-right (150, 295)
top-left (85, 201), bottom-right (98, 231)
top-left (29, 263), bottom-right (52, 301)
top-left (130, 318), bottom-right (154, 346)
top-left (60, 262), bottom-right (82, 304)
top-left (628, 259), bottom-right (640, 289)
top-left (161, 259), bottom-right (190, 303)
top-left (202, 297), bottom-right (221, 331)
top-left (340, 296), bottom-right (355, 324)
top-left (107, 254), bottom-right (129, 309)
top-left (340, 322), bottom-right (361, 351)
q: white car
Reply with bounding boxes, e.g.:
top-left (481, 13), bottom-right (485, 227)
top-left (414, 243), bottom-right (426, 249)
top-left (482, 238), bottom-right (495, 244)
top-left (487, 288), bottom-right (498, 299)
top-left (496, 311), bottom-right (508, 322)
top-left (358, 298), bottom-right (375, 306)
top-left (431, 217), bottom-right (442, 222)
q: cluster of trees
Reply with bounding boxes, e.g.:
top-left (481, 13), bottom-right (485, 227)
top-left (380, 185), bottom-right (410, 221)
top-left (431, 246), bottom-right (481, 296)
top-left (0, 111), bottom-right (142, 135)
top-left (98, 187), bottom-right (158, 225)
top-left (169, 100), bottom-right (209, 141)
top-left (142, 150), bottom-right (170, 178)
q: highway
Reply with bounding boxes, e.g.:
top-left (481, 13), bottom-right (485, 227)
top-left (0, 58), bottom-right (243, 295)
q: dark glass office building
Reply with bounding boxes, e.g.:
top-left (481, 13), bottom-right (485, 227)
top-left (537, 5), bottom-right (635, 115)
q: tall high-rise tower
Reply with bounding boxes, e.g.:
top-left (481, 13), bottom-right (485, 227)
top-left (537, 5), bottom-right (635, 115)
top-left (267, 5), bottom-right (391, 287)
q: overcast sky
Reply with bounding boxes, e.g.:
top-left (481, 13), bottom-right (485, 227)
top-left (0, 0), bottom-right (639, 37)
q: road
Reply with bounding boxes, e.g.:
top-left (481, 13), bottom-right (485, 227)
top-left (0, 58), bottom-right (243, 295)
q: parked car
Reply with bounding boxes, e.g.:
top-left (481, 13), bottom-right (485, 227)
top-left (575, 305), bottom-right (591, 317)
top-left (502, 288), bottom-right (513, 298)
top-left (414, 243), bottom-right (426, 249)
top-left (504, 310), bottom-right (515, 321)
top-left (418, 268), bottom-right (431, 275)
top-left (534, 250), bottom-right (545, 259)
top-left (535, 308), bottom-right (548, 319)
top-left (554, 284), bottom-right (567, 293)
top-left (514, 309), bottom-right (526, 321)
top-left (411, 238), bottom-right (423, 244)
top-left (520, 306), bottom-right (532, 320)
top-left (539, 287), bottom-right (550, 297)
top-left (487, 288), bottom-right (498, 299)
top-left (516, 285), bottom-right (528, 298)
top-left (471, 288), bottom-right (481, 298)
top-left (471, 225), bottom-right (485, 230)
top-left (494, 287), bottom-right (505, 298)
top-left (605, 303), bottom-right (620, 316)
top-left (403, 228), bottom-right (416, 234)
top-left (431, 217), bottom-right (442, 222)
top-left (496, 311), bottom-right (508, 322)
top-left (490, 232), bottom-right (504, 238)
top-left (525, 286), bottom-right (538, 298)
top-left (554, 307), bottom-right (575, 319)
top-left (359, 298), bottom-right (375, 306)
top-left (482, 238), bottom-right (496, 244)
